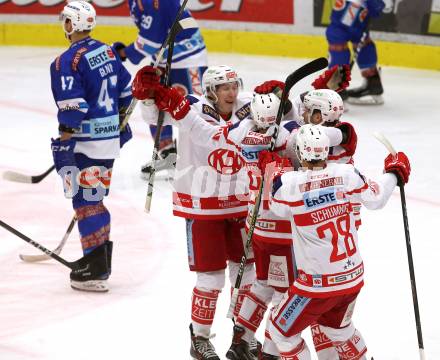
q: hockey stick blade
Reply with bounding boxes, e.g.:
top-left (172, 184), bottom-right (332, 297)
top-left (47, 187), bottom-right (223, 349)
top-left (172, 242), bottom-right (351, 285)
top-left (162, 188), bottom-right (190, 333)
top-left (285, 57), bottom-right (329, 93)
top-left (19, 216), bottom-right (77, 263)
top-left (0, 219), bottom-right (79, 270)
top-left (2, 165), bottom-right (55, 184)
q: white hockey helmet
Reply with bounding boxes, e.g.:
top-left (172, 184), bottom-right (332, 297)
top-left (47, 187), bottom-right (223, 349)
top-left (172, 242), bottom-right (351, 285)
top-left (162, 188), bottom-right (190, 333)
top-left (303, 89), bottom-right (344, 124)
top-left (296, 124), bottom-right (330, 162)
top-left (251, 93), bottom-right (280, 129)
top-left (60, 1), bottom-right (97, 36)
top-left (202, 65), bottom-right (243, 103)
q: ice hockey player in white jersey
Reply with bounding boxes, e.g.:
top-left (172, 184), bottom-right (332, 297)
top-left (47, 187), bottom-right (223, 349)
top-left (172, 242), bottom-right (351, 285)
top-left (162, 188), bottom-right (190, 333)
top-left (228, 91), bottom-right (356, 360)
top-left (131, 63), bottom-right (359, 359)
top-left (132, 64), bottom-right (257, 360)
top-left (295, 89), bottom-right (361, 359)
top-left (264, 124), bottom-right (411, 359)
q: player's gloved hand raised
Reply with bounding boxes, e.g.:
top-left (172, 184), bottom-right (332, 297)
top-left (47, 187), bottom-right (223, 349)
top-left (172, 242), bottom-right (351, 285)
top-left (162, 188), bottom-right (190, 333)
top-left (155, 85), bottom-right (190, 120)
top-left (258, 150), bottom-right (291, 173)
top-left (335, 122), bottom-right (357, 156)
top-left (311, 65), bottom-right (351, 93)
top-left (132, 65), bottom-right (163, 101)
top-left (111, 42), bottom-right (127, 61)
top-left (254, 80), bottom-right (285, 94)
top-left (366, 0), bottom-right (385, 17)
top-left (384, 152), bottom-right (411, 185)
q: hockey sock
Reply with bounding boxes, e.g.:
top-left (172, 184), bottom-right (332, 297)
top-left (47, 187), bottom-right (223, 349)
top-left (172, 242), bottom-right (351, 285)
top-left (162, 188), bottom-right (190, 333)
top-left (332, 328), bottom-right (367, 360)
top-left (231, 283), bottom-right (252, 319)
top-left (75, 202), bottom-right (110, 254)
top-left (279, 339), bottom-right (311, 360)
top-left (356, 41), bottom-right (378, 71)
top-left (328, 43), bottom-right (350, 68)
top-left (191, 287), bottom-right (220, 337)
top-left (236, 290), bottom-right (268, 340)
top-left (310, 323), bottom-right (338, 360)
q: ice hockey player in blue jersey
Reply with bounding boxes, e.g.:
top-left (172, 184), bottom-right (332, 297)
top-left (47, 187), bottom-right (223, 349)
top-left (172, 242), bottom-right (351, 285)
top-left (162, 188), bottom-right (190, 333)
top-left (50, 1), bottom-right (132, 293)
top-left (113, 0), bottom-right (208, 179)
top-left (326, 0), bottom-right (385, 105)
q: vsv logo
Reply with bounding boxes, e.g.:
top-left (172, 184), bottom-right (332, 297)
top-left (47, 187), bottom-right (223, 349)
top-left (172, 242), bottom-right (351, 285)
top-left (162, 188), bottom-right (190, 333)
top-left (303, 188), bottom-right (344, 209)
top-left (208, 149), bottom-right (243, 175)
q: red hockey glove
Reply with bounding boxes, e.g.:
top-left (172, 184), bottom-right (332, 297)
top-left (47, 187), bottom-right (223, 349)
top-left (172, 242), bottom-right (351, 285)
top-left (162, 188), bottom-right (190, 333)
top-left (311, 65), bottom-right (351, 93)
top-left (155, 85), bottom-right (190, 120)
top-left (258, 150), bottom-right (291, 173)
top-left (384, 152), bottom-right (411, 184)
top-left (254, 80), bottom-right (285, 94)
top-left (132, 65), bottom-right (163, 100)
top-left (335, 122), bottom-right (357, 156)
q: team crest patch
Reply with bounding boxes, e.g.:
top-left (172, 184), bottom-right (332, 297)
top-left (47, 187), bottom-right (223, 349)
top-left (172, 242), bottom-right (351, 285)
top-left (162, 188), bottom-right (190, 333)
top-left (235, 103), bottom-right (251, 120)
top-left (208, 148), bottom-right (243, 175)
top-left (202, 104), bottom-right (220, 121)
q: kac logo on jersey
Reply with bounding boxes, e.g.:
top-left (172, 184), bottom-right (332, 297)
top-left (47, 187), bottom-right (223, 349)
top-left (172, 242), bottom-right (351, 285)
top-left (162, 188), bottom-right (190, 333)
top-left (303, 188), bottom-right (344, 209)
top-left (208, 149), bottom-right (243, 175)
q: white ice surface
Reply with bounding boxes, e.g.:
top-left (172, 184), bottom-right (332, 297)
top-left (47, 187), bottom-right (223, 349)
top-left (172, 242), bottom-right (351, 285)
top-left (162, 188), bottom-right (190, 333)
top-left (0, 47), bottom-right (439, 360)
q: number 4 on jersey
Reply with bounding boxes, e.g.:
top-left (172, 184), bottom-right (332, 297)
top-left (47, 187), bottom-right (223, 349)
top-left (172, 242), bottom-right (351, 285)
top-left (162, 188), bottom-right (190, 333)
top-left (98, 75), bottom-right (117, 113)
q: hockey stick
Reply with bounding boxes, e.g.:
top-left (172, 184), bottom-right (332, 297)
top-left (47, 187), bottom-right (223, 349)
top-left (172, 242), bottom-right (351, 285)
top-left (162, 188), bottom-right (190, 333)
top-left (0, 219), bottom-right (81, 270)
top-left (2, 164), bottom-right (55, 184)
top-left (373, 132), bottom-right (425, 360)
top-left (118, 0), bottom-right (194, 131)
top-left (350, 22), bottom-right (369, 70)
top-left (144, 16), bottom-right (199, 212)
top-left (227, 57), bottom-right (329, 318)
top-left (18, 215), bottom-right (77, 263)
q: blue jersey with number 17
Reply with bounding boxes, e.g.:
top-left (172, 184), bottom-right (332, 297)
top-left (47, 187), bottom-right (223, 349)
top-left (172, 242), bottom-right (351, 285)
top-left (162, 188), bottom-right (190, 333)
top-left (50, 37), bottom-right (132, 160)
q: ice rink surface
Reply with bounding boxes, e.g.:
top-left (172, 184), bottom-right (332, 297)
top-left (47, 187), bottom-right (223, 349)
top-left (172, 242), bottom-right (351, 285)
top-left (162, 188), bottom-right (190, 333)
top-left (0, 46), bottom-right (439, 359)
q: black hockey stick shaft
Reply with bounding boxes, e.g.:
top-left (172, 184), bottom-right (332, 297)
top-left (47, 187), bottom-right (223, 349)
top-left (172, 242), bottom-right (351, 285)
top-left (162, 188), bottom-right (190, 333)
top-left (0, 219), bottom-right (77, 270)
top-left (399, 184), bottom-right (425, 359)
top-left (227, 57), bottom-right (329, 317)
top-left (373, 132), bottom-right (425, 359)
top-left (31, 165), bottom-right (55, 183)
top-left (145, 5), bottom-right (196, 212)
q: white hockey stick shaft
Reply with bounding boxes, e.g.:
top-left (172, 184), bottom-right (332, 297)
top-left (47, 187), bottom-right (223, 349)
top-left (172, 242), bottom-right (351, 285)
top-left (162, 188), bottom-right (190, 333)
top-left (373, 132), bottom-right (397, 155)
top-left (19, 216), bottom-right (77, 263)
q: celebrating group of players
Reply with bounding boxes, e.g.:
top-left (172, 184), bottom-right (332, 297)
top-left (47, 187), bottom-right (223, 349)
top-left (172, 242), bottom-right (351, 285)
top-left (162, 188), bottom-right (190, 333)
top-left (49, 0), bottom-right (410, 359)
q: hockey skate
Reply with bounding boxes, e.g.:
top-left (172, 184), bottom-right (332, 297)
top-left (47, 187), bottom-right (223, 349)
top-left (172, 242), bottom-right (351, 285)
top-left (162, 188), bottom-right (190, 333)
top-left (346, 70), bottom-right (384, 105)
top-left (70, 242), bottom-right (111, 293)
top-left (258, 352), bottom-right (280, 360)
top-left (226, 325), bottom-right (258, 360)
top-left (249, 337), bottom-right (262, 358)
top-left (140, 139), bottom-right (177, 181)
top-left (189, 324), bottom-right (220, 360)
